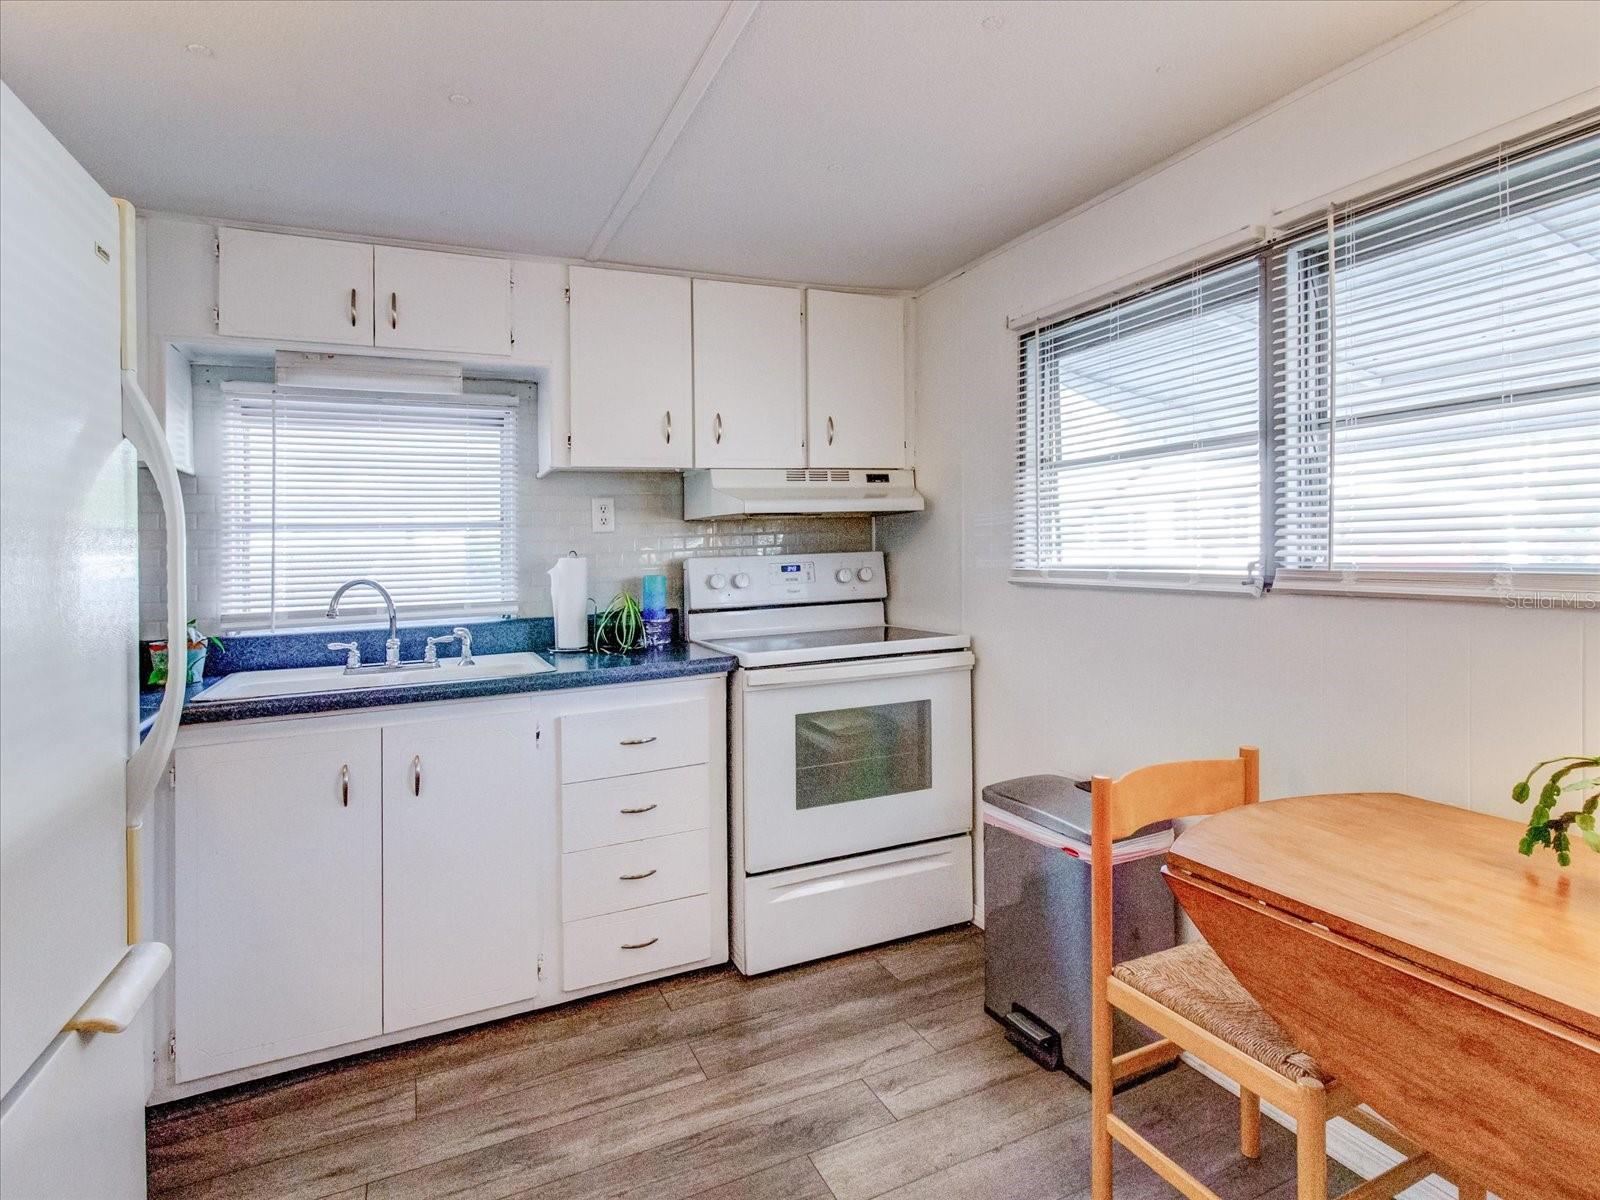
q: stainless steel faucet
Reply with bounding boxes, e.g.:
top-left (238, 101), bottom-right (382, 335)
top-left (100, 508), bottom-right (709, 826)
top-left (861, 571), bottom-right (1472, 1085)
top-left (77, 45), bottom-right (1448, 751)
top-left (327, 579), bottom-right (401, 667)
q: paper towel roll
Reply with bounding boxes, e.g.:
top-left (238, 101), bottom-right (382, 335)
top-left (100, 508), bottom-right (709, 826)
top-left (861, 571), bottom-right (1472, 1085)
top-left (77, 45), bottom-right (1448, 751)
top-left (548, 554), bottom-right (589, 650)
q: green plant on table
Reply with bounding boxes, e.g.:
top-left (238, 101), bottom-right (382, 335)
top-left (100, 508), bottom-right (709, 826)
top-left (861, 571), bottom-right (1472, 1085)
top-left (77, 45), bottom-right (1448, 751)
top-left (1513, 755), bottom-right (1599, 866)
top-left (594, 591), bottom-right (644, 654)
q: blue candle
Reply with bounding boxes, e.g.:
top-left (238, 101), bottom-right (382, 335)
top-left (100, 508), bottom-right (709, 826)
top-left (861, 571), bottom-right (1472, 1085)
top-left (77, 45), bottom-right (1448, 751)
top-left (641, 573), bottom-right (668, 619)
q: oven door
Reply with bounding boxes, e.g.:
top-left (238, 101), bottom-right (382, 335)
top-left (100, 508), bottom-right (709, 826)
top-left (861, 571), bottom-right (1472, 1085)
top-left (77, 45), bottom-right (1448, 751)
top-left (737, 650), bottom-right (973, 874)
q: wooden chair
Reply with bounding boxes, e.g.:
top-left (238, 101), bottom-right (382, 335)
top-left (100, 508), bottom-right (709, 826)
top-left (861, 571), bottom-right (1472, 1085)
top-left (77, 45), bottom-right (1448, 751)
top-left (1088, 747), bottom-right (1452, 1200)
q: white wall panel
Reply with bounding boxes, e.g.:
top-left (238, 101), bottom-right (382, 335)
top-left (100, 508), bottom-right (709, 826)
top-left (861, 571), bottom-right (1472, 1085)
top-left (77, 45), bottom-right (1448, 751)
top-left (885, 0), bottom-right (1600, 923)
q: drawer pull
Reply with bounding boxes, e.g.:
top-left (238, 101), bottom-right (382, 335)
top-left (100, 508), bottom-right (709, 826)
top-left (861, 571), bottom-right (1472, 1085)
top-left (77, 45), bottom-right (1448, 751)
top-left (619, 736), bottom-right (658, 746)
top-left (621, 937), bottom-right (660, 950)
top-left (340, 764), bottom-right (349, 807)
top-left (620, 803), bottom-right (658, 815)
top-left (619, 868), bottom-right (658, 881)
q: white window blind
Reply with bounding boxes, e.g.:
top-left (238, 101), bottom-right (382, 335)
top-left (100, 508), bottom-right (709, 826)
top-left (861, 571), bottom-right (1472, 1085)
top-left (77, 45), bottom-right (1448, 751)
top-left (1272, 131), bottom-right (1600, 600)
top-left (1015, 258), bottom-right (1264, 592)
top-left (218, 387), bottom-right (520, 631)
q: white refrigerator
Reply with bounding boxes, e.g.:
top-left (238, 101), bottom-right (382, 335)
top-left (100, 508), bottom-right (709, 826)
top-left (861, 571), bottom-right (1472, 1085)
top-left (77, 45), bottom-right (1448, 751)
top-left (0, 82), bottom-right (188, 1198)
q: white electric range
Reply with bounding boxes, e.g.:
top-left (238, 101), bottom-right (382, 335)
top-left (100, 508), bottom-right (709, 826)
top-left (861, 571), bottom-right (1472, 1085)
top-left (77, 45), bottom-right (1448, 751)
top-left (686, 551), bottom-right (974, 974)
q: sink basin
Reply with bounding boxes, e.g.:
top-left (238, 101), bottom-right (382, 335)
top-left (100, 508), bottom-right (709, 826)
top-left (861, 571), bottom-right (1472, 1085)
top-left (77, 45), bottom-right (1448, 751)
top-left (191, 651), bottom-right (555, 703)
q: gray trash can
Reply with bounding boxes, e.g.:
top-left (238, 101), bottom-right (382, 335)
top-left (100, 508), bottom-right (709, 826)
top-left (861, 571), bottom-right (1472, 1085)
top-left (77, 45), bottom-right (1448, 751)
top-left (982, 774), bottom-right (1177, 1084)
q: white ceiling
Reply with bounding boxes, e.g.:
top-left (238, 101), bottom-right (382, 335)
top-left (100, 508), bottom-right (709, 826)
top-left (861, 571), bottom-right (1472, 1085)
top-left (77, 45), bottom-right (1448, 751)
top-left (0, 0), bottom-right (1452, 289)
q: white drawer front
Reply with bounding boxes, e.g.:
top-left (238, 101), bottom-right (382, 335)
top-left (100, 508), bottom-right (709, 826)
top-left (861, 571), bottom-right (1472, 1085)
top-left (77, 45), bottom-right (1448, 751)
top-left (562, 830), bottom-right (708, 921)
top-left (739, 836), bottom-right (972, 975)
top-left (560, 765), bottom-right (709, 852)
top-left (560, 698), bottom-right (708, 783)
top-left (562, 894), bottom-right (711, 991)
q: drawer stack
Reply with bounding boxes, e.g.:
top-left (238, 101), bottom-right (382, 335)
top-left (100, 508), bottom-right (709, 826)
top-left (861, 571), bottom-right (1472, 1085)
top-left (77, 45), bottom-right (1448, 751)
top-left (558, 697), bottom-right (712, 990)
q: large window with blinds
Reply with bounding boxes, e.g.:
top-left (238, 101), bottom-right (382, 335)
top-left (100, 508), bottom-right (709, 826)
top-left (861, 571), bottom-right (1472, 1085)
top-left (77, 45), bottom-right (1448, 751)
top-left (216, 388), bottom-right (520, 631)
top-left (1015, 125), bottom-right (1600, 600)
top-left (1014, 259), bottom-right (1264, 590)
top-left (1272, 133), bottom-right (1600, 598)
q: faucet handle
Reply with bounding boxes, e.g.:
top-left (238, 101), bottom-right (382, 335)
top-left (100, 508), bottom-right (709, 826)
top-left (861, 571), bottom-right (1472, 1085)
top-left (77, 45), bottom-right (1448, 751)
top-left (328, 641), bottom-right (361, 672)
top-left (452, 627), bottom-right (475, 666)
top-left (424, 633), bottom-right (455, 665)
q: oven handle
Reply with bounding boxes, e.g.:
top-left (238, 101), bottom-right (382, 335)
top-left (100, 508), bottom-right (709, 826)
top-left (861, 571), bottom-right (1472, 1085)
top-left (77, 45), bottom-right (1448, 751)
top-left (741, 650), bottom-right (973, 689)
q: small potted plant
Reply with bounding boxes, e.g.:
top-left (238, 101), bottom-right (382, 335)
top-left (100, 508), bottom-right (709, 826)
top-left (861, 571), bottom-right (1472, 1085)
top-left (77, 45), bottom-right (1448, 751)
top-left (148, 619), bottom-right (224, 686)
top-left (1512, 755), bottom-right (1599, 865)
top-left (593, 591), bottom-right (644, 654)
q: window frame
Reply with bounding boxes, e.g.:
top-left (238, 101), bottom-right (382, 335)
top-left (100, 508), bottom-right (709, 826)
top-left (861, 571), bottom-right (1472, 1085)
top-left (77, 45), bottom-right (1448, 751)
top-left (1012, 121), bottom-right (1600, 604)
top-left (1012, 253), bottom-right (1269, 595)
top-left (211, 382), bottom-right (523, 633)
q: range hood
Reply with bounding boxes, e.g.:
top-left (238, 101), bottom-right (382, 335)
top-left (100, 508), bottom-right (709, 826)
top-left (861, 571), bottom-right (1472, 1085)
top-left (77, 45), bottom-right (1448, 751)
top-left (683, 468), bottom-right (924, 519)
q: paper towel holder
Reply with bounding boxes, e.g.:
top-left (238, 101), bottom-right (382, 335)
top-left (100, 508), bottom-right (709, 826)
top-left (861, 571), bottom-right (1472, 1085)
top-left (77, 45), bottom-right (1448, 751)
top-left (548, 550), bottom-right (593, 653)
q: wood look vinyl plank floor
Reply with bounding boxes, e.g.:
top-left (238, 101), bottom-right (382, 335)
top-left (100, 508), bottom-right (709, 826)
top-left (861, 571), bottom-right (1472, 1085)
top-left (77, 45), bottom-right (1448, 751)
top-left (146, 927), bottom-right (1370, 1200)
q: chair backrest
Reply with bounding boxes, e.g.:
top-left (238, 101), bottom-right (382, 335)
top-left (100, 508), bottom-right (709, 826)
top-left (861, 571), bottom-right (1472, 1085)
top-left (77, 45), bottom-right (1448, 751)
top-left (1092, 747), bottom-right (1259, 844)
top-left (1088, 747), bottom-right (1259, 980)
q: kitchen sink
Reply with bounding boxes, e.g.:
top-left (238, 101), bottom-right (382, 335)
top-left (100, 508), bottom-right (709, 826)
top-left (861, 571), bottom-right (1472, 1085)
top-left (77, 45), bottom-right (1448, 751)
top-left (190, 651), bottom-right (556, 703)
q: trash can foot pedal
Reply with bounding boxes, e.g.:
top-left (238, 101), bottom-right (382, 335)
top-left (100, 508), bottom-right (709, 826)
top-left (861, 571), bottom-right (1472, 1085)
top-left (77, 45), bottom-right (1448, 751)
top-left (1000, 1006), bottom-right (1060, 1069)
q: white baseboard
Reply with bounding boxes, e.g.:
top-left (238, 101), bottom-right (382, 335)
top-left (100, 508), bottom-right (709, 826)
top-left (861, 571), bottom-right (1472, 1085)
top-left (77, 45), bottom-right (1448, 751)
top-left (1180, 1055), bottom-right (1460, 1200)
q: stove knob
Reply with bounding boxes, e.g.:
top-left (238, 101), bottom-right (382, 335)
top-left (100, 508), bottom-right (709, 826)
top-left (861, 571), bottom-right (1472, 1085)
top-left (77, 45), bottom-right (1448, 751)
top-left (856, 567), bottom-right (875, 582)
top-left (835, 568), bottom-right (854, 584)
top-left (707, 573), bottom-right (728, 590)
top-left (732, 572), bottom-right (751, 589)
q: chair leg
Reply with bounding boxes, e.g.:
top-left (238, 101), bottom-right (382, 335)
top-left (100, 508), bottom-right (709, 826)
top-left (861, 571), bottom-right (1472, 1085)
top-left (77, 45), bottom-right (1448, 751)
top-left (1091, 1062), bottom-right (1113, 1200)
top-left (1240, 1087), bottom-right (1262, 1159)
top-left (1090, 1003), bottom-right (1113, 1200)
top-left (1295, 1085), bottom-right (1328, 1200)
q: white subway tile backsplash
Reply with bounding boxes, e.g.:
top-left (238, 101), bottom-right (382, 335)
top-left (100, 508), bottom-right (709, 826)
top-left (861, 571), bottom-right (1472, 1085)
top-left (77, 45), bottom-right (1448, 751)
top-left (136, 459), bottom-right (870, 639)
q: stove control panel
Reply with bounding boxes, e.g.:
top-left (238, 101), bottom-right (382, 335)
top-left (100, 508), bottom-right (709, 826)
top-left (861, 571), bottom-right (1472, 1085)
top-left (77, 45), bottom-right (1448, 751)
top-left (686, 551), bottom-right (888, 610)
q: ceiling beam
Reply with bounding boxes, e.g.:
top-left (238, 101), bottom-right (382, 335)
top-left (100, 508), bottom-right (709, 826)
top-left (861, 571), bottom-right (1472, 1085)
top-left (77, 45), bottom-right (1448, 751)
top-left (585, 0), bottom-right (760, 261)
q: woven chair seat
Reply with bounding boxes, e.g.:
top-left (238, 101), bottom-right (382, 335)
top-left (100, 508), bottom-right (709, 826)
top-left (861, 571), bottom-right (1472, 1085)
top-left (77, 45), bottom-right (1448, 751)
top-left (1113, 940), bottom-right (1327, 1084)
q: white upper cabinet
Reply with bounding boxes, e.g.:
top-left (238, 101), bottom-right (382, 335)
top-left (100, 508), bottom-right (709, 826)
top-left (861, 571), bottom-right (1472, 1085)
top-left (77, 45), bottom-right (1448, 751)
top-left (217, 227), bottom-right (373, 346)
top-left (374, 245), bottom-right (512, 357)
top-left (691, 279), bottom-right (805, 468)
top-left (804, 289), bottom-right (907, 468)
top-left (568, 266), bottom-right (693, 470)
top-left (381, 710), bottom-right (541, 1033)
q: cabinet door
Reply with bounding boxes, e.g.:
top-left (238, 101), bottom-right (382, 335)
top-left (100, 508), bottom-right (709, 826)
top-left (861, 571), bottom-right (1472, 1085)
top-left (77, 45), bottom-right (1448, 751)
top-left (373, 245), bottom-right (511, 356)
top-left (568, 266), bottom-right (692, 469)
top-left (382, 711), bottom-right (541, 1032)
top-left (216, 228), bottom-right (373, 346)
top-left (805, 289), bottom-right (907, 468)
top-left (174, 729), bottom-right (382, 1082)
top-left (692, 279), bottom-right (805, 468)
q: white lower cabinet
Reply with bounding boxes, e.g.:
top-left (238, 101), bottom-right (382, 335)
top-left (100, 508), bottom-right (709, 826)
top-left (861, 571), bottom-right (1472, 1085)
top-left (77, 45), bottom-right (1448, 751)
top-left (173, 727), bottom-right (383, 1082)
top-left (382, 711), bottom-right (540, 1033)
top-left (161, 676), bottom-right (727, 1097)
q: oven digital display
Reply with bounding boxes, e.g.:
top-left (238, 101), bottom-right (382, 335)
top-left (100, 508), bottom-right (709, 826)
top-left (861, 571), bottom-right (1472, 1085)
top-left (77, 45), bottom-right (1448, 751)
top-left (779, 564), bottom-right (802, 574)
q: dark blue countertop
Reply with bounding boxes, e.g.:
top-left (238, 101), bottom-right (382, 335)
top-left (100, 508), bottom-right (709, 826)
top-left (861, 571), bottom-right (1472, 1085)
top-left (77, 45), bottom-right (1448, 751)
top-left (138, 617), bottom-right (733, 739)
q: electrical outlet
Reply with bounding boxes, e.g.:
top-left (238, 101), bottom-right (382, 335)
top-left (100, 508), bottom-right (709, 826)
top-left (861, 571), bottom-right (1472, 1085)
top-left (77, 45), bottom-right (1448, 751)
top-left (591, 497), bottom-right (615, 533)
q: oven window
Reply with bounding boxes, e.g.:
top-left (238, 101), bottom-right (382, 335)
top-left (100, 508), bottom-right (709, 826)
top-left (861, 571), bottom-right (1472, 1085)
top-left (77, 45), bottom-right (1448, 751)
top-left (794, 701), bottom-right (933, 809)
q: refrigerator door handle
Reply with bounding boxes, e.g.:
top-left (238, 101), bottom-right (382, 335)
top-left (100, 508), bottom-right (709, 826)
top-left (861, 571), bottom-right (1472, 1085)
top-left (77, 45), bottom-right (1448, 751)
top-left (62, 942), bottom-right (171, 1034)
top-left (121, 365), bottom-right (186, 824)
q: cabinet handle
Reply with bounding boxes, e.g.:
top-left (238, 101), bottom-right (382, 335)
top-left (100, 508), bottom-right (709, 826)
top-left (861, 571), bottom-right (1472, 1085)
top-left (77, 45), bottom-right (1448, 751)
top-left (621, 937), bottom-right (660, 950)
top-left (620, 735), bottom-right (658, 746)
top-left (340, 764), bottom-right (349, 807)
top-left (390, 291), bottom-right (398, 330)
top-left (349, 288), bottom-right (357, 327)
top-left (827, 415), bottom-right (835, 446)
top-left (663, 410), bottom-right (672, 444)
top-left (620, 803), bottom-right (658, 815)
top-left (619, 868), bottom-right (658, 881)
top-left (713, 412), bottom-right (722, 445)
top-left (412, 754), bottom-right (422, 797)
